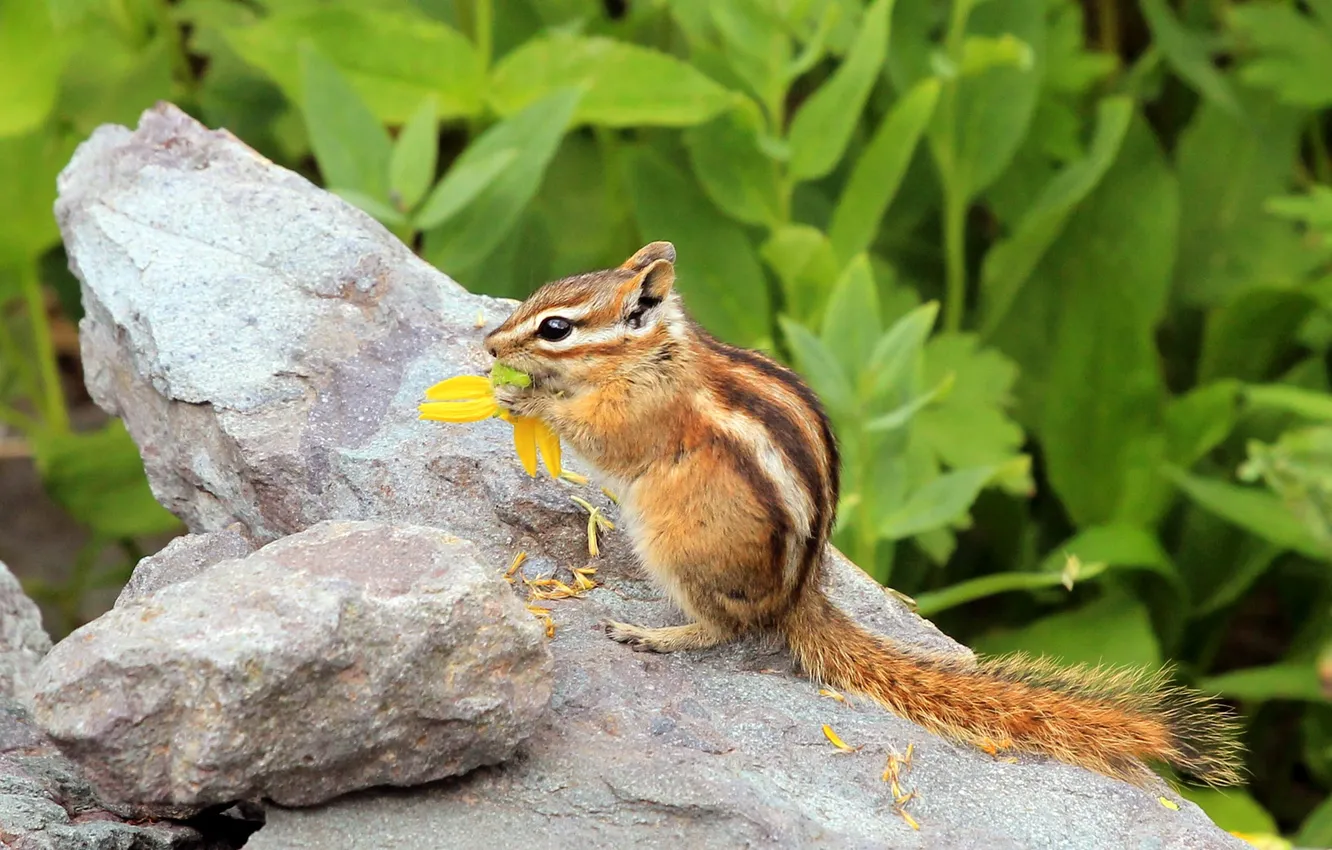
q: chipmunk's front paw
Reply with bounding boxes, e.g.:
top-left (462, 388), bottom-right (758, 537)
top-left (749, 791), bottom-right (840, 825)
top-left (605, 620), bottom-right (661, 653)
top-left (493, 382), bottom-right (546, 418)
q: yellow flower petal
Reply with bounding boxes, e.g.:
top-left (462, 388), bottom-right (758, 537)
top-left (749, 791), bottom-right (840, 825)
top-left (534, 420), bottom-right (562, 478)
top-left (425, 375), bottom-right (493, 401)
top-left (511, 416), bottom-right (539, 477)
top-left (418, 398), bottom-right (500, 422)
top-left (822, 724), bottom-right (859, 753)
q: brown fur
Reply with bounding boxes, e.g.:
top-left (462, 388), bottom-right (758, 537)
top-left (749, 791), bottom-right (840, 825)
top-left (483, 242), bottom-right (1245, 788)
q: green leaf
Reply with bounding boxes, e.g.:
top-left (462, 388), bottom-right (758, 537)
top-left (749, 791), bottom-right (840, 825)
top-left (944, 0), bottom-right (1047, 198)
top-left (56, 26), bottom-right (175, 137)
top-left (864, 374), bottom-right (954, 433)
top-left (413, 148), bottom-right (518, 231)
top-left (301, 45), bottom-right (393, 201)
top-left (1195, 539), bottom-right (1280, 617)
top-left (224, 6), bottom-right (483, 123)
top-left (955, 33), bottom-right (1035, 77)
top-left (1165, 466), bottom-right (1328, 559)
top-left (1035, 523), bottom-right (1177, 583)
top-left (330, 188), bottom-right (408, 226)
top-left (819, 255), bottom-right (880, 379)
top-left (994, 114), bottom-right (1176, 527)
top-left (1178, 789), bottom-right (1278, 836)
top-left (708, 0), bottom-right (790, 105)
top-left (0, 2), bottom-right (66, 137)
top-left (760, 226), bottom-right (840, 326)
top-left (623, 147), bottom-right (771, 346)
top-left (1165, 380), bottom-right (1240, 467)
top-left (1239, 426), bottom-right (1332, 555)
top-left (1243, 383), bottom-right (1332, 422)
top-left (1201, 662), bottom-right (1326, 702)
top-left (31, 420), bottom-right (181, 539)
top-left (914, 562), bottom-right (1108, 617)
top-left (1199, 289), bottom-right (1317, 383)
top-left (863, 301), bottom-right (940, 407)
top-left (1033, 524), bottom-right (1187, 637)
top-left (1267, 185), bottom-right (1332, 234)
top-left (979, 97), bottom-right (1132, 337)
top-left (683, 108), bottom-right (784, 227)
top-left (389, 97), bottom-right (438, 212)
top-left (787, 0), bottom-right (892, 181)
top-left (1297, 793), bottom-right (1332, 847)
top-left (1139, 0), bottom-right (1241, 116)
top-left (916, 333), bottom-right (1029, 493)
top-left (1230, 1), bottom-right (1332, 108)
top-left (975, 591), bottom-right (1161, 669)
top-left (1043, 1), bottom-right (1117, 97)
top-left (530, 133), bottom-right (631, 280)
top-left (423, 89), bottom-right (580, 277)
top-left (0, 127), bottom-right (78, 264)
top-left (490, 34), bottom-right (735, 127)
top-left (1173, 91), bottom-right (1311, 307)
top-left (879, 465), bottom-right (996, 540)
top-left (828, 78), bottom-right (940, 264)
top-left (779, 317), bottom-right (857, 419)
top-left (182, 5), bottom-right (292, 162)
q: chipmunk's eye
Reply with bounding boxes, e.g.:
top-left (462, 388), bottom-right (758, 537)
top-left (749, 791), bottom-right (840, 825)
top-left (536, 316), bottom-right (572, 341)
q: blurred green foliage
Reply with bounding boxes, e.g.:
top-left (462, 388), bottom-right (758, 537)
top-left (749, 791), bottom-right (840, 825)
top-left (4, 0), bottom-right (1332, 839)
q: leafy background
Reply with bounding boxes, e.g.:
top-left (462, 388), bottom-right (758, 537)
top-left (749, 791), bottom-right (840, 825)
top-left (3, 0), bottom-right (1332, 842)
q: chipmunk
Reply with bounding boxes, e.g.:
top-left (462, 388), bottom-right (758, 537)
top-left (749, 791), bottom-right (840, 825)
top-left (484, 241), bottom-right (1243, 787)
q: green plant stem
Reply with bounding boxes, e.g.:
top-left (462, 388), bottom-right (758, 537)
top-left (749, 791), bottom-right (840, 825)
top-left (935, 0), bottom-right (976, 334)
top-left (1310, 116), bottom-right (1332, 186)
top-left (914, 564), bottom-right (1108, 618)
top-left (19, 263), bottom-right (70, 434)
top-left (1096, 0), bottom-right (1120, 55)
top-left (58, 535), bottom-right (106, 634)
top-left (594, 126), bottom-right (625, 221)
top-left (850, 427), bottom-right (884, 580)
top-left (942, 183), bottom-right (967, 332)
top-left (154, 0), bottom-right (194, 93)
top-left (0, 304), bottom-right (43, 411)
top-left (475, 0), bottom-right (493, 74)
top-left (944, 0), bottom-right (973, 57)
top-left (0, 403), bottom-right (38, 432)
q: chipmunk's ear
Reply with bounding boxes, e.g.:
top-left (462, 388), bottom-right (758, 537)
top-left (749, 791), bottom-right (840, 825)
top-left (620, 241), bottom-right (676, 272)
top-left (616, 256), bottom-right (675, 326)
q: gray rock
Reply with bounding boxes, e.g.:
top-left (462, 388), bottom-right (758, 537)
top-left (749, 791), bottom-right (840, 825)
top-left (115, 525), bottom-right (253, 607)
top-left (28, 520), bottom-right (552, 817)
top-left (0, 700), bottom-right (200, 849)
top-left (0, 561), bottom-right (51, 702)
top-left (54, 102), bottom-right (1245, 849)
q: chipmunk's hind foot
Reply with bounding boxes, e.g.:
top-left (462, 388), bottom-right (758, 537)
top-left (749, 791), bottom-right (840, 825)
top-left (605, 621), bottom-right (730, 653)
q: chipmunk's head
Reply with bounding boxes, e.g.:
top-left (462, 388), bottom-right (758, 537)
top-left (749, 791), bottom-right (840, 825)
top-left (484, 242), bottom-right (685, 392)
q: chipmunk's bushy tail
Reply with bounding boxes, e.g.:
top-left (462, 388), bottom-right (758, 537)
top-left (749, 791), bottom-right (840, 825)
top-left (781, 595), bottom-right (1244, 786)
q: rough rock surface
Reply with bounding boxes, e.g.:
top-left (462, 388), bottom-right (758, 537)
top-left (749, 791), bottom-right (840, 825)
top-left (1, 701), bottom-right (203, 850)
top-left (29, 520), bottom-right (552, 817)
top-left (1, 567), bottom-right (203, 847)
top-left (0, 562), bottom-right (50, 702)
top-left (51, 102), bottom-right (1246, 849)
top-left (115, 524), bottom-right (253, 606)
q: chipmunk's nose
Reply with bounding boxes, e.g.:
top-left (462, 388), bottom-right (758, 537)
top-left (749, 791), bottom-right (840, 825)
top-left (485, 341), bottom-right (498, 357)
